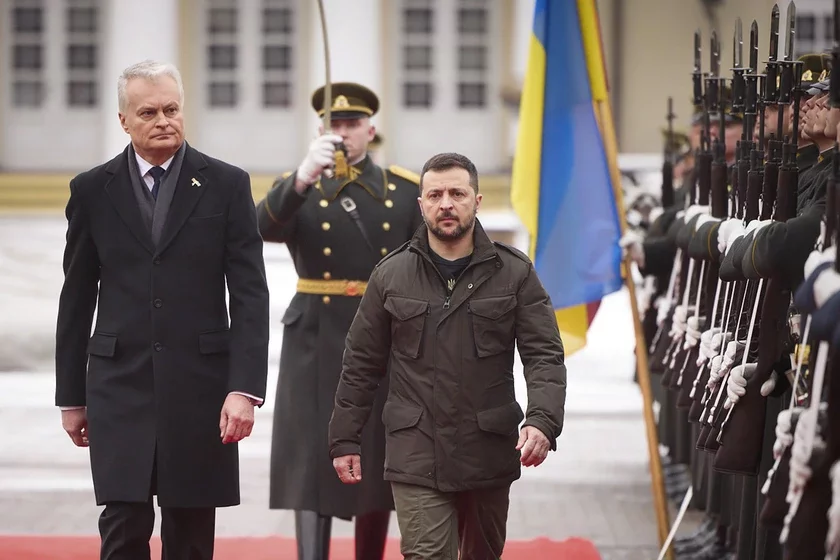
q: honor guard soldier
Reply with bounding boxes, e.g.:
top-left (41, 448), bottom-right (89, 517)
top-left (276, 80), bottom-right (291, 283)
top-left (255, 82), bottom-right (423, 560)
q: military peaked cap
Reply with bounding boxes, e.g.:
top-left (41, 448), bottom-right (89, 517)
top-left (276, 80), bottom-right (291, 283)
top-left (311, 82), bottom-right (380, 120)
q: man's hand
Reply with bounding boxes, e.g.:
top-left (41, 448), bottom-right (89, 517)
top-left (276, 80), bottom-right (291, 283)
top-left (219, 394), bottom-right (255, 444)
top-left (295, 133), bottom-right (343, 191)
top-left (333, 454), bottom-right (362, 484)
top-left (516, 426), bottom-right (551, 467)
top-left (61, 408), bottom-right (89, 447)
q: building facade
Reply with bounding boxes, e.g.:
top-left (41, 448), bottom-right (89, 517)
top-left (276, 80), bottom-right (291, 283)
top-left (0, 0), bottom-right (831, 212)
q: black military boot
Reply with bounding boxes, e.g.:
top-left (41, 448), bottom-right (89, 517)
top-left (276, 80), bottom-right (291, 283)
top-left (295, 510), bottom-right (332, 560)
top-left (354, 511), bottom-right (390, 559)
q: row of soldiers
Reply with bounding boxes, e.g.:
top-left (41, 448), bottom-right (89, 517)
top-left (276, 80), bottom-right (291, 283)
top-left (621, 4), bottom-right (840, 559)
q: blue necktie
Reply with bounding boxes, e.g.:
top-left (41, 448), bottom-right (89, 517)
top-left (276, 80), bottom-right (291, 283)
top-left (149, 166), bottom-right (165, 200)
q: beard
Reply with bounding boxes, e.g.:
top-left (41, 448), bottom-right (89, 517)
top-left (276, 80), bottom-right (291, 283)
top-left (425, 208), bottom-right (476, 241)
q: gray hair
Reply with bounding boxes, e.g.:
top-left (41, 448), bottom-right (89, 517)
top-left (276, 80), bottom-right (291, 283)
top-left (117, 60), bottom-right (184, 113)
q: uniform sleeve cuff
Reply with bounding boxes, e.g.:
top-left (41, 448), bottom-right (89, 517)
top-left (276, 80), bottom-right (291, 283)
top-left (330, 444), bottom-right (362, 459)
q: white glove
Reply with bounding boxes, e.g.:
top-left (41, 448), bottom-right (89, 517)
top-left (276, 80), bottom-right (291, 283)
top-left (723, 222), bottom-right (747, 255)
top-left (684, 204), bottom-right (709, 221)
top-left (813, 267), bottom-right (840, 308)
top-left (804, 244), bottom-right (838, 278)
top-left (789, 407), bottom-right (820, 493)
top-left (720, 340), bottom-right (745, 373)
top-left (697, 327), bottom-right (721, 363)
top-left (296, 133), bottom-right (344, 185)
top-left (717, 218), bottom-right (743, 253)
top-left (745, 218), bottom-right (772, 234)
top-left (684, 316), bottom-right (704, 348)
top-left (649, 207), bottom-right (664, 225)
top-left (773, 408), bottom-right (798, 459)
top-left (724, 362), bottom-right (758, 409)
top-left (827, 460), bottom-right (840, 557)
top-left (760, 371), bottom-right (778, 397)
top-left (619, 230), bottom-right (645, 267)
top-left (669, 305), bottom-right (688, 337)
top-left (708, 354), bottom-right (725, 386)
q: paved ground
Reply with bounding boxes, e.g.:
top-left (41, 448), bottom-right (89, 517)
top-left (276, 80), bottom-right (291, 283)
top-left (0, 215), bottom-right (671, 558)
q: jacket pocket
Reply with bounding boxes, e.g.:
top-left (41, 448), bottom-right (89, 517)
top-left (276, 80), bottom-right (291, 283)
top-left (384, 296), bottom-right (429, 359)
top-left (382, 400), bottom-right (423, 432)
top-left (476, 401), bottom-right (525, 436)
top-left (198, 329), bottom-right (230, 354)
top-left (280, 305), bottom-right (302, 327)
top-left (87, 333), bottom-right (117, 358)
top-left (468, 295), bottom-right (517, 357)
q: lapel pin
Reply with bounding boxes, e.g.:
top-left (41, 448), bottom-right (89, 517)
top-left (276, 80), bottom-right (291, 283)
top-left (191, 178), bottom-right (201, 187)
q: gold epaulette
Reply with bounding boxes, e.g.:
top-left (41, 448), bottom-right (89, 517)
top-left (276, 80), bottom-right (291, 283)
top-left (388, 165), bottom-right (420, 184)
top-left (281, 171), bottom-right (293, 179)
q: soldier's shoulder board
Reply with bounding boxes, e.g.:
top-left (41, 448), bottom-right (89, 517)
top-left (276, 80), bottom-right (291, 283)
top-left (281, 171), bottom-right (293, 179)
top-left (493, 241), bottom-right (531, 263)
top-left (388, 165), bottom-right (420, 185)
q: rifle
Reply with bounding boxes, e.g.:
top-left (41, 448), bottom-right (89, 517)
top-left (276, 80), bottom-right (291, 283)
top-left (714, 3), bottom-right (801, 474)
top-left (663, 98), bottom-right (676, 209)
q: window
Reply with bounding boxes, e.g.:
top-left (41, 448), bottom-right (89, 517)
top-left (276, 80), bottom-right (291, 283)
top-left (205, 1), bottom-right (239, 108)
top-left (798, 14), bottom-right (816, 41)
top-left (404, 9), bottom-right (433, 33)
top-left (13, 45), bottom-right (42, 69)
top-left (261, 0), bottom-right (295, 109)
top-left (826, 15), bottom-right (834, 41)
top-left (13, 7), bottom-right (43, 32)
top-left (456, 1), bottom-right (489, 108)
top-left (208, 8), bottom-right (236, 34)
top-left (263, 7), bottom-right (293, 34)
top-left (208, 45), bottom-right (237, 69)
top-left (263, 82), bottom-right (291, 107)
top-left (401, 1), bottom-right (435, 109)
top-left (209, 82), bottom-right (237, 107)
top-left (458, 83), bottom-right (485, 107)
top-left (67, 7), bottom-right (96, 33)
top-left (68, 81), bottom-right (96, 107)
top-left (404, 46), bottom-right (432, 70)
top-left (263, 46), bottom-right (291, 70)
top-left (67, 44), bottom-right (96, 69)
top-left (458, 46), bottom-right (485, 71)
top-left (404, 82), bottom-right (433, 107)
top-left (13, 81), bottom-right (43, 107)
top-left (10, 0), bottom-right (45, 108)
top-left (64, 0), bottom-right (101, 108)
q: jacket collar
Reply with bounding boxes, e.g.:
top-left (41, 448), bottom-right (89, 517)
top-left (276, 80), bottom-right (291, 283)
top-left (409, 217), bottom-right (498, 262)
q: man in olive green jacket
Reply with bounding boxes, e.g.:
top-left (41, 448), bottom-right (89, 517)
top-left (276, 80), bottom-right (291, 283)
top-left (328, 152), bottom-right (567, 559)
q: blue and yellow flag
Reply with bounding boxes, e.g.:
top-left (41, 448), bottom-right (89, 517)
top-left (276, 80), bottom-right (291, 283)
top-left (511, 0), bottom-right (625, 356)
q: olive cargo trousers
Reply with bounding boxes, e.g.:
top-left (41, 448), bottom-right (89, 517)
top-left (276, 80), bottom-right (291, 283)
top-left (391, 481), bottom-right (511, 559)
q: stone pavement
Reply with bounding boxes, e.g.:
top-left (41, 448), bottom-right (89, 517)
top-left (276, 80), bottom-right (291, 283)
top-left (0, 215), bottom-right (670, 559)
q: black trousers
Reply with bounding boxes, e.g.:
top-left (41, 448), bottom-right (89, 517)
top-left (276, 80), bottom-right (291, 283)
top-left (98, 501), bottom-right (215, 560)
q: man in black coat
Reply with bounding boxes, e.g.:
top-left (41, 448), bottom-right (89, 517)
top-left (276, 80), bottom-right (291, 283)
top-left (55, 60), bottom-right (270, 560)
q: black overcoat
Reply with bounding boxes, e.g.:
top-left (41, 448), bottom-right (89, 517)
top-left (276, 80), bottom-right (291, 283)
top-left (55, 143), bottom-right (270, 508)
top-left (256, 156), bottom-right (423, 519)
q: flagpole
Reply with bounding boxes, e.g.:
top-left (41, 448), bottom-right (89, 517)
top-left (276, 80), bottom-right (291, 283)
top-left (595, 98), bottom-right (673, 559)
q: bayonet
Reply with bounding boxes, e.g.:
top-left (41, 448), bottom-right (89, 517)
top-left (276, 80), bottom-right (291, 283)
top-left (732, 18), bottom-right (746, 111)
top-left (749, 20), bottom-right (759, 71)
top-left (778, 2), bottom-right (797, 104)
top-left (765, 4), bottom-right (780, 102)
top-left (693, 30), bottom-right (704, 106)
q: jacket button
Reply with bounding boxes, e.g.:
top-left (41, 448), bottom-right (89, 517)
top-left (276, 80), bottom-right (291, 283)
top-left (322, 296), bottom-right (331, 304)
top-left (385, 200), bottom-right (394, 208)
top-left (153, 257), bottom-right (161, 265)
top-left (323, 247), bottom-right (332, 256)
top-left (323, 272), bottom-right (332, 280)
top-left (154, 342), bottom-right (163, 351)
top-left (153, 299), bottom-right (163, 308)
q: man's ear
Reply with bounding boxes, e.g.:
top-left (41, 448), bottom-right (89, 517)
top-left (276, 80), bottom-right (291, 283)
top-left (119, 113), bottom-right (128, 133)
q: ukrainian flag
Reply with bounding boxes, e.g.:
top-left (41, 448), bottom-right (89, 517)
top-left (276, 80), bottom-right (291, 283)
top-left (511, 0), bottom-right (625, 356)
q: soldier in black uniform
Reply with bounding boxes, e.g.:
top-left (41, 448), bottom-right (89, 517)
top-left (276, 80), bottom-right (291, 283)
top-left (256, 82), bottom-right (424, 560)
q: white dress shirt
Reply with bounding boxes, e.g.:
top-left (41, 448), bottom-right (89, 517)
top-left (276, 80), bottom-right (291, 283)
top-left (59, 150), bottom-right (263, 410)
